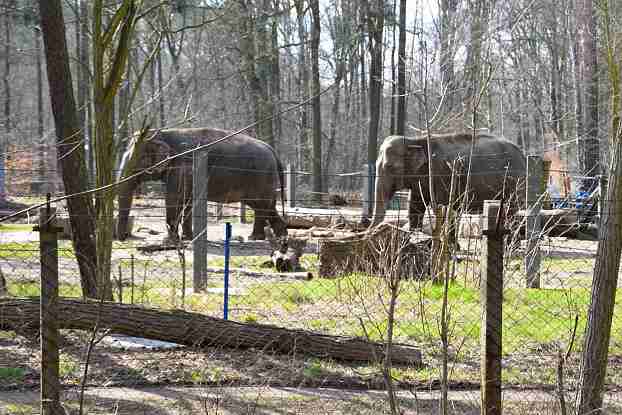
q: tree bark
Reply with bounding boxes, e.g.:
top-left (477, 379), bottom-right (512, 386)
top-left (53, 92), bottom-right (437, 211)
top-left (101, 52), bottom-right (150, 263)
top-left (77, 0), bottom-right (90, 181)
top-left (463, 0), bottom-right (490, 127)
top-left (576, 0), bottom-right (600, 187)
top-left (577, 8), bottom-right (621, 411)
top-left (294, 0), bottom-right (309, 174)
top-left (310, 0), bottom-right (322, 201)
top-left (3, 0), bottom-right (11, 135)
top-left (38, 0), bottom-right (98, 299)
top-left (396, 0), bottom-right (407, 136)
top-left (364, 0), bottom-right (384, 164)
top-left (0, 298), bottom-right (422, 366)
top-left (439, 0), bottom-right (457, 118)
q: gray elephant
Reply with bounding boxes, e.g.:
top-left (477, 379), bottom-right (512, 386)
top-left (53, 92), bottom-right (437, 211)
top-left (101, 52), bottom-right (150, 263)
top-left (370, 132), bottom-right (526, 230)
top-left (117, 127), bottom-right (288, 241)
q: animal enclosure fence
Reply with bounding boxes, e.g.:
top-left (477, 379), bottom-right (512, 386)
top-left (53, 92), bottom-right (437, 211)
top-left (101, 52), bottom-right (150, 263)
top-left (0, 161), bottom-right (620, 413)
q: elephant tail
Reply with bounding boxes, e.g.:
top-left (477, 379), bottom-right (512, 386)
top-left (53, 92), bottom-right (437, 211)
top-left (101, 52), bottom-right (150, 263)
top-left (275, 155), bottom-right (286, 218)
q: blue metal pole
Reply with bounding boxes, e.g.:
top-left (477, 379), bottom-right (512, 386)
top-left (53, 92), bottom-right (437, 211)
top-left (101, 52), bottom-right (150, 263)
top-left (223, 222), bottom-right (232, 320)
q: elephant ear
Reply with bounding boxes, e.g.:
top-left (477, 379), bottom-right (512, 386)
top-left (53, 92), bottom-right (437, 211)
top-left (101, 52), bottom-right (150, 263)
top-left (407, 144), bottom-right (428, 172)
top-left (145, 138), bottom-right (172, 175)
top-left (117, 127), bottom-right (151, 181)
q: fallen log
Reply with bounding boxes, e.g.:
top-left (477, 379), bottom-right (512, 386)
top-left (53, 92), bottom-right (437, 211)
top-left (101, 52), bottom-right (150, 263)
top-left (206, 267), bottom-right (313, 281)
top-left (0, 298), bottom-right (421, 365)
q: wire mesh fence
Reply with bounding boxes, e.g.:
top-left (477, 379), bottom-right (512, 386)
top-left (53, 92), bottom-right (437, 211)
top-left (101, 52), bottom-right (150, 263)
top-left (1, 161), bottom-right (621, 414)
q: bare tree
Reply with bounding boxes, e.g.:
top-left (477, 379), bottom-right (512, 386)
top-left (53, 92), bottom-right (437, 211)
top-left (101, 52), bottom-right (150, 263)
top-left (577, 3), bottom-right (621, 412)
top-left (576, 0), bottom-right (600, 189)
top-left (38, 0), bottom-right (98, 298)
top-left (396, 0), bottom-right (406, 135)
top-left (310, 0), bottom-right (322, 200)
top-left (363, 0), bottom-right (384, 164)
top-left (92, 0), bottom-right (138, 299)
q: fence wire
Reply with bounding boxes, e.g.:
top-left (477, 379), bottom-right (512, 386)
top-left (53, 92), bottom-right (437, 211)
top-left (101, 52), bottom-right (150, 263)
top-left (1, 165), bottom-right (621, 414)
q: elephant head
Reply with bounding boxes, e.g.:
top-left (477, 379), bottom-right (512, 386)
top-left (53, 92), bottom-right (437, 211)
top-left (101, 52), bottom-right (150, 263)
top-left (117, 135), bottom-right (172, 240)
top-left (370, 136), bottom-right (426, 227)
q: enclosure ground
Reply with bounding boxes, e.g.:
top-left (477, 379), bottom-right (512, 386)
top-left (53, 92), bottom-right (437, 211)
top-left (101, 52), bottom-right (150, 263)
top-left (2, 385), bottom-right (622, 414)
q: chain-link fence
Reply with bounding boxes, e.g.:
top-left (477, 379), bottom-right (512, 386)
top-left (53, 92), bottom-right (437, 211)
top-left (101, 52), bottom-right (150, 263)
top-left (1, 161), bottom-right (621, 414)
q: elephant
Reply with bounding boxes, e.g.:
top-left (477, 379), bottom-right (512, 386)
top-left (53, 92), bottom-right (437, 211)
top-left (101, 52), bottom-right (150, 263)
top-left (116, 127), bottom-right (288, 241)
top-left (369, 132), bottom-right (527, 232)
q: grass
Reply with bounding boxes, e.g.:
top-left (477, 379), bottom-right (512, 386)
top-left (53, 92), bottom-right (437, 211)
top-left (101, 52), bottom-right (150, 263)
top-left (0, 224), bottom-right (34, 232)
top-left (2, 404), bottom-right (36, 415)
top-left (0, 367), bottom-right (25, 383)
top-left (6, 254), bottom-right (615, 357)
top-left (5, 243), bottom-right (622, 389)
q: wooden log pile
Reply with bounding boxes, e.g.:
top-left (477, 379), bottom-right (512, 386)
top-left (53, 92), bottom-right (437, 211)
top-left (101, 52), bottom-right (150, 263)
top-left (318, 223), bottom-right (432, 279)
top-left (0, 298), bottom-right (422, 365)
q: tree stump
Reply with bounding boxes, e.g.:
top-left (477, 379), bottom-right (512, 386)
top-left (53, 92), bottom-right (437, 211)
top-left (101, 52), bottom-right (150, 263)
top-left (318, 223), bottom-right (432, 278)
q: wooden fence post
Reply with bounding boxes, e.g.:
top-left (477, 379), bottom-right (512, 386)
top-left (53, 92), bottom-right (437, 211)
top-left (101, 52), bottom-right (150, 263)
top-left (193, 151), bottom-right (208, 292)
top-left (36, 203), bottom-right (64, 415)
top-left (525, 155), bottom-right (542, 288)
top-left (286, 163), bottom-right (296, 208)
top-left (480, 200), bottom-right (504, 415)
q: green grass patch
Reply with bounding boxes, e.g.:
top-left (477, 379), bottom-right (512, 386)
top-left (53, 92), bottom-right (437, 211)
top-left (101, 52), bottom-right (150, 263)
top-left (0, 241), bottom-right (78, 260)
top-left (59, 354), bottom-right (80, 378)
top-left (0, 223), bottom-right (35, 232)
top-left (8, 280), bottom-right (83, 298)
top-left (0, 367), bottom-right (25, 383)
top-left (3, 404), bottom-right (36, 415)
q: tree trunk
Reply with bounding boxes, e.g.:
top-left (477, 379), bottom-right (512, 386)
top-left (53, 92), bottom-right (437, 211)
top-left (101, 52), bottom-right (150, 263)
top-left (3, 0), bottom-right (11, 135)
top-left (38, 0), bottom-right (98, 298)
top-left (389, 0), bottom-right (397, 135)
top-left (577, 9), bottom-right (621, 411)
top-left (92, 0), bottom-right (137, 301)
top-left (77, 0), bottom-right (90, 181)
top-left (35, 24), bottom-right (46, 191)
top-left (294, 0), bottom-right (309, 174)
top-left (157, 46), bottom-right (165, 127)
top-left (439, 0), bottom-right (457, 118)
top-left (396, 0), bottom-right (407, 136)
top-left (310, 0), bottom-right (323, 202)
top-left (0, 0), bottom-right (12, 201)
top-left (270, 0), bottom-right (282, 152)
top-left (0, 298), bottom-right (422, 366)
top-left (364, 0), bottom-right (384, 164)
top-left (464, 0), bottom-right (490, 127)
top-left (576, 0), bottom-right (600, 188)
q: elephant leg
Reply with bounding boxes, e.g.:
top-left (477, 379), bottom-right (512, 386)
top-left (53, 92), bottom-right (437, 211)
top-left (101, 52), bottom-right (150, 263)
top-left (248, 203), bottom-right (269, 240)
top-left (181, 203), bottom-right (193, 240)
top-left (267, 205), bottom-right (288, 238)
top-left (408, 195), bottom-right (426, 231)
top-left (165, 181), bottom-right (182, 242)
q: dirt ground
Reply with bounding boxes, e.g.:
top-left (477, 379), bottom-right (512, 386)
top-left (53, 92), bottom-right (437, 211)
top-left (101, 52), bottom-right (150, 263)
top-left (2, 200), bottom-right (621, 414)
top-left (5, 385), bottom-right (622, 415)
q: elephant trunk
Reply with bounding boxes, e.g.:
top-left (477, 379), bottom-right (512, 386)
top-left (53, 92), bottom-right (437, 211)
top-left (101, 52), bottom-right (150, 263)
top-left (370, 169), bottom-right (395, 227)
top-left (117, 178), bottom-right (138, 240)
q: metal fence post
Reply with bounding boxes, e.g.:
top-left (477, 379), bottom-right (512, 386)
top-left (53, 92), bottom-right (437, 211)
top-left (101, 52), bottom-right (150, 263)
top-left (223, 222), bottom-right (232, 320)
top-left (193, 150), bottom-right (208, 292)
top-left (525, 155), bottom-right (542, 288)
top-left (36, 202), bottom-right (63, 415)
top-left (480, 200), bottom-right (504, 415)
top-left (286, 163), bottom-right (296, 208)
